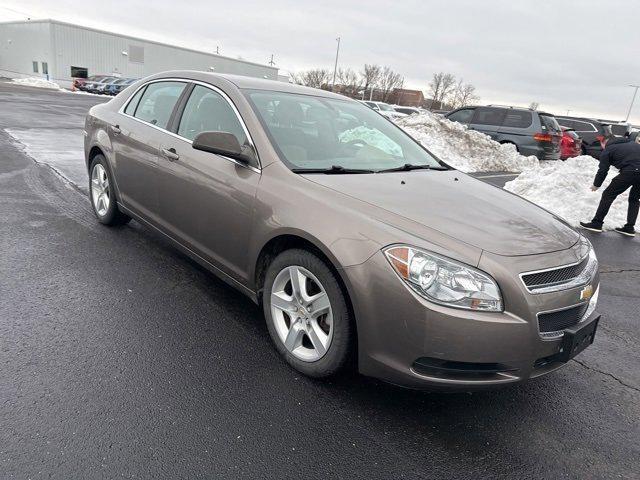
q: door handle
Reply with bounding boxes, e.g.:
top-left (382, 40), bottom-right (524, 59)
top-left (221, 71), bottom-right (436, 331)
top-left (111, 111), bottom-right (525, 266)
top-left (110, 124), bottom-right (121, 135)
top-left (161, 147), bottom-right (180, 161)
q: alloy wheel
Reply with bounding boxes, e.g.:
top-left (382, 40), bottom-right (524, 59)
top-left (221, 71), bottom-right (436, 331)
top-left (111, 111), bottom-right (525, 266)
top-left (91, 163), bottom-right (110, 217)
top-left (270, 265), bottom-right (333, 362)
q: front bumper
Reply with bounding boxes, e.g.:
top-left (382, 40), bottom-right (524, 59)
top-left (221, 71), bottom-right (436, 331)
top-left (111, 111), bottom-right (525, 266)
top-left (342, 245), bottom-right (599, 390)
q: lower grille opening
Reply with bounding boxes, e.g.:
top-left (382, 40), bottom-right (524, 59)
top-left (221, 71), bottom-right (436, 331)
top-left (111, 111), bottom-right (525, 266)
top-left (538, 303), bottom-right (589, 335)
top-left (412, 357), bottom-right (517, 380)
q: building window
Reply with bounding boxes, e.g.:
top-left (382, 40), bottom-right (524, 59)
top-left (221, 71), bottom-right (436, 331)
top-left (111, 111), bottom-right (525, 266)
top-left (70, 66), bottom-right (88, 78)
top-left (42, 62), bottom-right (48, 75)
top-left (32, 61), bottom-right (39, 73)
top-left (128, 45), bottom-right (144, 64)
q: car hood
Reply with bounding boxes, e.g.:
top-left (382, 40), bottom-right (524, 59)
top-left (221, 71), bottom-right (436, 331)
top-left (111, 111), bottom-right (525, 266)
top-left (302, 170), bottom-right (579, 256)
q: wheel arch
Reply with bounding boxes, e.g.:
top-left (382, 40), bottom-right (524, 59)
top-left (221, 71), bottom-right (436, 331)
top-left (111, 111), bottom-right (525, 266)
top-left (253, 231), bottom-right (359, 364)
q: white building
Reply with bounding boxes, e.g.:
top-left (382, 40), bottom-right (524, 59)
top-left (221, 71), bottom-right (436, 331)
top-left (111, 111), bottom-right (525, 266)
top-left (0, 19), bottom-right (278, 88)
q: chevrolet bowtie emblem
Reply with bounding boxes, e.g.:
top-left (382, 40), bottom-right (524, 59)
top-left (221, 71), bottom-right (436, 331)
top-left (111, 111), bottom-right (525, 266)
top-left (580, 285), bottom-right (593, 301)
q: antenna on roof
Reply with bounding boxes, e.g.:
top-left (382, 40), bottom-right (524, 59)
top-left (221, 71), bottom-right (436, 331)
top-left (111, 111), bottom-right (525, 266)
top-left (268, 54), bottom-right (275, 66)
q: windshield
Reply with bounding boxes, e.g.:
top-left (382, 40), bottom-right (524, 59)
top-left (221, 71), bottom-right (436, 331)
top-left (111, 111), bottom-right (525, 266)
top-left (245, 90), bottom-right (443, 171)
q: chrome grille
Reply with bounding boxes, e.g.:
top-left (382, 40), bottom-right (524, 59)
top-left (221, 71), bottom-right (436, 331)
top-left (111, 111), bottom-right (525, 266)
top-left (520, 255), bottom-right (592, 293)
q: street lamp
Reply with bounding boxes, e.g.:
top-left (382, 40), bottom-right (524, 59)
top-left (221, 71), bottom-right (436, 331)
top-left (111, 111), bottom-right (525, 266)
top-left (331, 37), bottom-right (341, 91)
top-left (625, 84), bottom-right (640, 122)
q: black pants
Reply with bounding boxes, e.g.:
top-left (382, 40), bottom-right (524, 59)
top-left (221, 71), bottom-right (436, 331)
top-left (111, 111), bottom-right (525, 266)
top-left (592, 171), bottom-right (640, 227)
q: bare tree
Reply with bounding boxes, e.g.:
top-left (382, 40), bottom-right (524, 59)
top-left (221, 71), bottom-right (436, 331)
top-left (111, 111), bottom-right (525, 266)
top-left (360, 64), bottom-right (381, 99)
top-left (378, 66), bottom-right (404, 102)
top-left (529, 102), bottom-right (539, 111)
top-left (295, 68), bottom-right (331, 89)
top-left (451, 79), bottom-right (480, 108)
top-left (428, 72), bottom-right (456, 109)
top-left (337, 67), bottom-right (362, 97)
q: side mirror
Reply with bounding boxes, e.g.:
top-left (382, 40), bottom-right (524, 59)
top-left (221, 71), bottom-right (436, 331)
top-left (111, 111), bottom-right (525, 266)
top-left (192, 131), bottom-right (254, 165)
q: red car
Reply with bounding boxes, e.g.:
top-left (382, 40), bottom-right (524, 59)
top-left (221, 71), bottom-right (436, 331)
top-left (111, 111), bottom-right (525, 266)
top-left (560, 127), bottom-right (582, 160)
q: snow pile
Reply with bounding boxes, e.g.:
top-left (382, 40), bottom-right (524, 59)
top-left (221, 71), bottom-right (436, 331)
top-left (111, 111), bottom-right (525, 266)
top-left (504, 156), bottom-right (628, 230)
top-left (339, 126), bottom-right (402, 157)
top-left (397, 112), bottom-right (539, 172)
top-left (12, 77), bottom-right (62, 90)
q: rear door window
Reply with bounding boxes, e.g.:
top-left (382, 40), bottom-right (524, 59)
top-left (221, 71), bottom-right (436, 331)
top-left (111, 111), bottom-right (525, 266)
top-left (132, 81), bottom-right (187, 129)
top-left (502, 111), bottom-right (533, 128)
top-left (472, 107), bottom-right (506, 126)
top-left (447, 108), bottom-right (475, 124)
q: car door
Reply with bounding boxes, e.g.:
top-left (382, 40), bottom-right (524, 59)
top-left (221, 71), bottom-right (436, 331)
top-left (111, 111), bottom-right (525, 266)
top-left (154, 83), bottom-right (261, 283)
top-left (111, 80), bottom-right (187, 223)
top-left (469, 107), bottom-right (506, 139)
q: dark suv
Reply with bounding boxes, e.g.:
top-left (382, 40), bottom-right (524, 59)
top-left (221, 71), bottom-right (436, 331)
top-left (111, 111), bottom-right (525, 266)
top-left (446, 106), bottom-right (562, 160)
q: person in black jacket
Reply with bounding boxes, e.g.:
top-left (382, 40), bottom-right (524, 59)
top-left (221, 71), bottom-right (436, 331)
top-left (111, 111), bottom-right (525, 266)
top-left (580, 132), bottom-right (640, 237)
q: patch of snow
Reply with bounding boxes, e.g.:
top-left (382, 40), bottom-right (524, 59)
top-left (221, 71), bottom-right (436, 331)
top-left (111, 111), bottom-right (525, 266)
top-left (12, 77), bottom-right (62, 90)
top-left (339, 126), bottom-right (402, 157)
top-left (397, 112), bottom-right (539, 173)
top-left (6, 128), bottom-right (88, 192)
top-left (504, 155), bottom-right (628, 230)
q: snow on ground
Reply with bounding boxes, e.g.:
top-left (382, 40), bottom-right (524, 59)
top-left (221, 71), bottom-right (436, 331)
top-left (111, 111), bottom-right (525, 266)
top-left (504, 156), bottom-right (628, 230)
top-left (6, 128), bottom-right (88, 192)
top-left (12, 77), bottom-right (62, 90)
top-left (397, 112), bottom-right (539, 173)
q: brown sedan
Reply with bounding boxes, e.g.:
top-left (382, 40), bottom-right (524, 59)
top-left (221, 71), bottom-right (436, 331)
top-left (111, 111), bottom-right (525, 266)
top-left (84, 71), bottom-right (601, 389)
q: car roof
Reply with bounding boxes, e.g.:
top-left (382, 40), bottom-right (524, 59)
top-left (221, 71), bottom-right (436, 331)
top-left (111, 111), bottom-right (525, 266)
top-left (145, 70), bottom-right (350, 100)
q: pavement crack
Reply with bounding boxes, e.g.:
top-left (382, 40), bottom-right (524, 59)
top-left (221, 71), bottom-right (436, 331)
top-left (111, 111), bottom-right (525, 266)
top-left (571, 358), bottom-right (640, 394)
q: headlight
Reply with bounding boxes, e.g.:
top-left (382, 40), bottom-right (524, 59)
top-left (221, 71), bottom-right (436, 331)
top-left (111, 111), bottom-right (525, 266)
top-left (384, 246), bottom-right (503, 312)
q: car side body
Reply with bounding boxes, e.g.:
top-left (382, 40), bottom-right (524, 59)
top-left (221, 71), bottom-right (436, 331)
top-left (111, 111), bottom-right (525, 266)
top-left (84, 71), bottom-right (600, 390)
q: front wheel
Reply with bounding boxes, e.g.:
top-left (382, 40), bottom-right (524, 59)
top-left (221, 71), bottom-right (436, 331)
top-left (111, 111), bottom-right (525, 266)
top-left (263, 249), bottom-right (353, 378)
top-left (89, 154), bottom-right (130, 226)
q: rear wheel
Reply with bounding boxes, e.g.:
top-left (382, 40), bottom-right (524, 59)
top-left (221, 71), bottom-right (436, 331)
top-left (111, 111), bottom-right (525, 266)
top-left (263, 249), bottom-right (352, 377)
top-left (89, 154), bottom-right (130, 226)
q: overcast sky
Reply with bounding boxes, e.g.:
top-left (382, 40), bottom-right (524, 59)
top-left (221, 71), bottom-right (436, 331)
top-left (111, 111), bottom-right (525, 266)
top-left (2, 0), bottom-right (639, 123)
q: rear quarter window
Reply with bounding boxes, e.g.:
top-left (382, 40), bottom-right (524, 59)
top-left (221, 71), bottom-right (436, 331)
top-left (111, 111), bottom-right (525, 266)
top-left (539, 114), bottom-right (561, 133)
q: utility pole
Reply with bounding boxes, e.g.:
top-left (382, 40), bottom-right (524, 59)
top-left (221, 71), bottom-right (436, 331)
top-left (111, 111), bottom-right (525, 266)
top-left (332, 37), bottom-right (341, 91)
top-left (625, 84), bottom-right (640, 122)
top-left (566, 109), bottom-right (571, 116)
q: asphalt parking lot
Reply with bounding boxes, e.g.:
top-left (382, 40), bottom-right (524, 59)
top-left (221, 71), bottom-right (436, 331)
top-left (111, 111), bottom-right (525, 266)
top-left (1, 80), bottom-right (639, 479)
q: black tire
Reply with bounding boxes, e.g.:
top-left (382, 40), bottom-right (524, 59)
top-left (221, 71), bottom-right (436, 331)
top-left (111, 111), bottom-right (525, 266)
top-left (89, 154), bottom-right (131, 226)
top-left (263, 249), bottom-right (353, 378)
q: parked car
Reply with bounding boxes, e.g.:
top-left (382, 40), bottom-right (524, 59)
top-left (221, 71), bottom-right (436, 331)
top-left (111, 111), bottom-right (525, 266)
top-left (446, 105), bottom-right (562, 160)
top-left (392, 106), bottom-right (424, 116)
top-left (107, 78), bottom-right (138, 96)
top-left (95, 77), bottom-right (123, 94)
top-left (554, 116), bottom-right (614, 158)
top-left (560, 127), bottom-right (582, 160)
top-left (608, 122), bottom-right (633, 138)
top-left (75, 75), bottom-right (110, 91)
top-left (360, 100), bottom-right (408, 120)
top-left (84, 72), bottom-right (600, 390)
top-left (85, 76), bottom-right (118, 93)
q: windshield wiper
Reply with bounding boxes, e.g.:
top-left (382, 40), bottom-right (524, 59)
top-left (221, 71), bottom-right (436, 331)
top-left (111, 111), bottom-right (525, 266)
top-left (291, 165), bottom-right (375, 174)
top-left (376, 163), bottom-right (448, 173)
